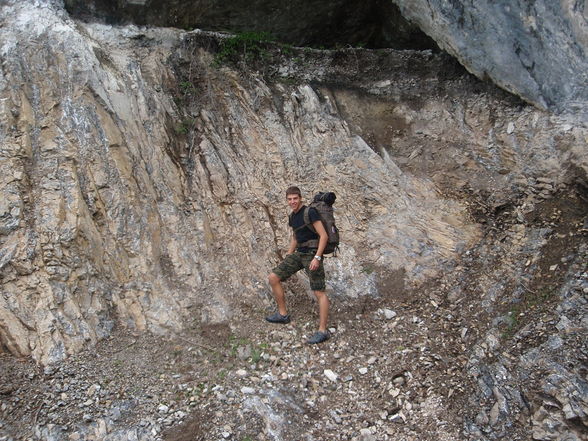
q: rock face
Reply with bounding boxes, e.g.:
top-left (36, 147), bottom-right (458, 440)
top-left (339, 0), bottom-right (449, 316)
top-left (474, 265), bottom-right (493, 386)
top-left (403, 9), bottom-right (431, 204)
top-left (1, 0), bottom-right (586, 360)
top-left (1, 1), bottom-right (588, 440)
top-left (391, 0), bottom-right (588, 113)
top-left (66, 0), bottom-right (588, 112)
top-left (0, 0), bottom-right (480, 364)
top-left (0, 0), bottom-right (588, 441)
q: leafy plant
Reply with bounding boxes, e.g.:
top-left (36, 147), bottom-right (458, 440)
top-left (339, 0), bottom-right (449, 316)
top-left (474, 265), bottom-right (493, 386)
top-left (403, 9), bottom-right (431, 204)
top-left (500, 285), bottom-right (557, 340)
top-left (251, 344), bottom-right (268, 363)
top-left (175, 118), bottom-right (194, 135)
top-left (214, 31), bottom-right (274, 66)
top-left (179, 81), bottom-right (197, 96)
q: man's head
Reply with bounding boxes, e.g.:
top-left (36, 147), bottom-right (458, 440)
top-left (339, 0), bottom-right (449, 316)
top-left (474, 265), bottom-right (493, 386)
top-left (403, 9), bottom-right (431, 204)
top-left (286, 186), bottom-right (303, 212)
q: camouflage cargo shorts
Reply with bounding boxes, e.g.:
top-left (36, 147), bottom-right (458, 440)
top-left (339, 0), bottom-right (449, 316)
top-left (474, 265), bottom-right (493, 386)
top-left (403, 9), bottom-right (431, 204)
top-left (272, 251), bottom-right (326, 291)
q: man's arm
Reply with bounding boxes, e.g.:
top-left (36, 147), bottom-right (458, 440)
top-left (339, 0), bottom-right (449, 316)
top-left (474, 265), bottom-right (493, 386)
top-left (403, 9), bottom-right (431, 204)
top-left (286, 232), bottom-right (298, 255)
top-left (313, 220), bottom-right (328, 257)
top-left (309, 220), bottom-right (328, 271)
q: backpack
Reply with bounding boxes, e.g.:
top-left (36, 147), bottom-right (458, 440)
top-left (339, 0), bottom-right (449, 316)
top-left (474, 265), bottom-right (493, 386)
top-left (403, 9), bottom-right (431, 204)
top-left (293, 192), bottom-right (340, 255)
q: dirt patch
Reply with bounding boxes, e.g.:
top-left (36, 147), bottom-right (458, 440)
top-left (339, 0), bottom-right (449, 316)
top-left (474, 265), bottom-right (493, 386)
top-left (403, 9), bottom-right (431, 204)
top-left (199, 322), bottom-right (232, 346)
top-left (375, 267), bottom-right (408, 303)
top-left (162, 411), bottom-right (206, 441)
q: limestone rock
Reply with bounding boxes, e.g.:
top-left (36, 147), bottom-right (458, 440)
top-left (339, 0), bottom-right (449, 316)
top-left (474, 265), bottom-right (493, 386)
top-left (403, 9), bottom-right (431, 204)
top-left (391, 0), bottom-right (588, 113)
top-left (0, 0), bottom-right (486, 364)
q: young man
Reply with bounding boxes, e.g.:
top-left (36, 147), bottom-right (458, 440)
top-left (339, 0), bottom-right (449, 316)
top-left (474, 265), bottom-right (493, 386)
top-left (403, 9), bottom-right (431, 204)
top-left (266, 186), bottom-right (330, 344)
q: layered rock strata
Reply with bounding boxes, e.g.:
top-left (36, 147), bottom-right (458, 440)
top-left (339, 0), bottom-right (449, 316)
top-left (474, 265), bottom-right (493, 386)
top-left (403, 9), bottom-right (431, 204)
top-left (0, 1), bottom-right (479, 364)
top-left (391, 0), bottom-right (588, 112)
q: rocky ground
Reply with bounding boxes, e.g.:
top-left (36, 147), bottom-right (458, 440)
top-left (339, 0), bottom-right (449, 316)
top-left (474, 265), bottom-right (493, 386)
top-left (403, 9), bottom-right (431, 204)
top-left (0, 290), bottom-right (468, 441)
top-left (1, 189), bottom-right (586, 441)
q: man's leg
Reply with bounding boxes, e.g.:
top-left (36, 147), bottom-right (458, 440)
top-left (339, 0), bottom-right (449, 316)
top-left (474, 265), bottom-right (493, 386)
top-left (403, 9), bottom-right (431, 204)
top-left (269, 272), bottom-right (288, 316)
top-left (304, 253), bottom-right (330, 343)
top-left (266, 253), bottom-right (303, 323)
top-left (313, 290), bottom-right (329, 332)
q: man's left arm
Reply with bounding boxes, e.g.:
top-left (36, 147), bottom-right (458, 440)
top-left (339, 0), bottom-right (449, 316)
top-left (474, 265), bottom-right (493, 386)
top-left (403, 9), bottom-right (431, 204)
top-left (309, 220), bottom-right (328, 271)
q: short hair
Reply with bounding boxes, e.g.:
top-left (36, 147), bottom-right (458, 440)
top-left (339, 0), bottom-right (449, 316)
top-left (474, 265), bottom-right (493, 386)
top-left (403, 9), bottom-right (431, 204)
top-left (285, 186), bottom-right (301, 197)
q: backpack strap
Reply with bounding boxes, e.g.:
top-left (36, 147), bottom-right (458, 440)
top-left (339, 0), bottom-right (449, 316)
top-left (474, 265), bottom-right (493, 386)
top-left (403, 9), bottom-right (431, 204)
top-left (292, 207), bottom-right (319, 248)
top-left (292, 207), bottom-right (316, 233)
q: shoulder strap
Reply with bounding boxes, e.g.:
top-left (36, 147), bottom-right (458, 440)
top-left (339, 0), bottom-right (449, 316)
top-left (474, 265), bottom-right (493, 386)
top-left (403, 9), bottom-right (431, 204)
top-left (292, 207), bottom-right (316, 233)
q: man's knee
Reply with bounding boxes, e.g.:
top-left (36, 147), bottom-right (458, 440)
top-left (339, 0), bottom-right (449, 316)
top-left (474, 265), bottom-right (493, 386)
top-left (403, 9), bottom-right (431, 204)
top-left (269, 272), bottom-right (281, 286)
top-left (313, 290), bottom-right (327, 300)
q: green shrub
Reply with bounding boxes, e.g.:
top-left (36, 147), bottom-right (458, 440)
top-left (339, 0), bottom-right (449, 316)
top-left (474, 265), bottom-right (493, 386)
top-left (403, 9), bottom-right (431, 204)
top-left (215, 31), bottom-right (274, 65)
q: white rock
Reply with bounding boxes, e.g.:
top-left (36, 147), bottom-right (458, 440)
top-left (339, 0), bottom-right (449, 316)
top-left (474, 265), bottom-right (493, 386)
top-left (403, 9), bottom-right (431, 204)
top-left (389, 388), bottom-right (400, 397)
top-left (359, 367), bottom-right (368, 375)
top-left (374, 80), bottom-right (392, 88)
top-left (383, 309), bottom-right (397, 320)
top-left (324, 369), bottom-right (338, 382)
top-left (241, 387), bottom-right (255, 394)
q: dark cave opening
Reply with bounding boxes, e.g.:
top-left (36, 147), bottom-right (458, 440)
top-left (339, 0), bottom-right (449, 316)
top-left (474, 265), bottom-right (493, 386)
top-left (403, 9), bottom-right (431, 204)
top-left (64, 0), bottom-right (439, 51)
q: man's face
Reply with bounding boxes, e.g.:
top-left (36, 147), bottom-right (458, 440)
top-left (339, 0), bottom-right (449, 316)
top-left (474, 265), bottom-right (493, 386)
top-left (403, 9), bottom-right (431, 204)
top-left (287, 193), bottom-right (302, 212)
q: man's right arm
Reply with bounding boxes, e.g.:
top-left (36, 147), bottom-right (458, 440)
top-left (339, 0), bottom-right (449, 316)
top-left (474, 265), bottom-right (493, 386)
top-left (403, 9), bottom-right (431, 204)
top-left (286, 233), bottom-right (297, 255)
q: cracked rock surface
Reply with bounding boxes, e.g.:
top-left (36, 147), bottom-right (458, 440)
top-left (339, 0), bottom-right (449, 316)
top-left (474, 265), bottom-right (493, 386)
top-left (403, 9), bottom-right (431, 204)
top-left (1, 2), bottom-right (587, 441)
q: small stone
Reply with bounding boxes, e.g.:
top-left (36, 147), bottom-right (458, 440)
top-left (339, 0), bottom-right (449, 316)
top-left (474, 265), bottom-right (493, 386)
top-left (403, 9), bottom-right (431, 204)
top-left (329, 410), bottom-right (342, 424)
top-left (241, 387), bottom-right (255, 394)
top-left (158, 405), bottom-right (169, 413)
top-left (324, 369), bottom-right (338, 382)
top-left (475, 410), bottom-right (489, 426)
top-left (86, 384), bottom-right (100, 396)
top-left (382, 309), bottom-right (397, 320)
top-left (359, 427), bottom-right (376, 441)
top-left (359, 367), bottom-right (368, 375)
top-left (392, 376), bottom-right (405, 386)
top-left (367, 356), bottom-right (377, 365)
top-left (110, 407), bottom-right (122, 421)
top-left (389, 412), bottom-right (406, 423)
top-left (389, 388), bottom-right (400, 397)
top-left (236, 369), bottom-right (247, 377)
top-left (237, 345), bottom-right (252, 360)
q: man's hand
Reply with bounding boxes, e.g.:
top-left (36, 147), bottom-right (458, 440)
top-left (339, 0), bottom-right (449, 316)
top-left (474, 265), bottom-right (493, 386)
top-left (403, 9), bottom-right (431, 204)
top-left (309, 258), bottom-right (320, 271)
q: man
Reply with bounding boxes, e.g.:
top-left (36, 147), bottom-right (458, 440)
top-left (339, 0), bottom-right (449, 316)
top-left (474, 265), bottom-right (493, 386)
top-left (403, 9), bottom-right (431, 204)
top-left (266, 186), bottom-right (330, 344)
